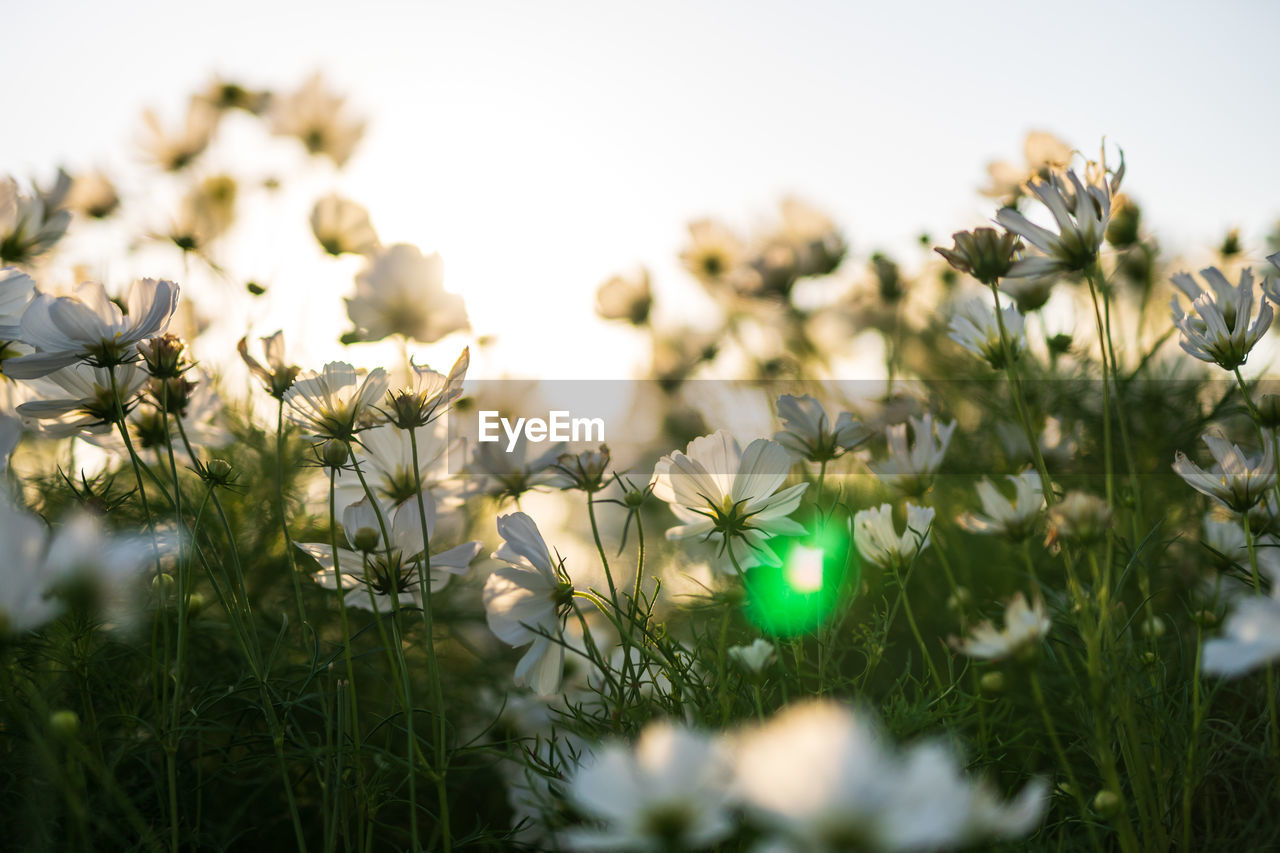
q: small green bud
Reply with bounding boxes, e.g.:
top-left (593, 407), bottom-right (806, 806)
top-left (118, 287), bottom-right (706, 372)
top-left (320, 439), bottom-right (349, 469)
top-left (979, 671), bottom-right (1006, 695)
top-left (1193, 609), bottom-right (1219, 629)
top-left (1091, 789), bottom-right (1123, 819)
top-left (351, 527), bottom-right (381, 554)
top-left (49, 710), bottom-right (80, 739)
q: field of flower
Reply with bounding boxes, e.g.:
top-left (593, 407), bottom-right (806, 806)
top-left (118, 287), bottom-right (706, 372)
top-left (3, 75), bottom-right (1280, 852)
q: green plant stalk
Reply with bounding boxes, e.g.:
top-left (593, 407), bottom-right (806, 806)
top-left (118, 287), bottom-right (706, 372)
top-left (276, 398), bottom-right (310, 629)
top-left (1243, 514), bottom-right (1279, 758)
top-left (1029, 669), bottom-right (1101, 850)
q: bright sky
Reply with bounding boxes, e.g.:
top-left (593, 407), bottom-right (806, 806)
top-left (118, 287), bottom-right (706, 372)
top-left (6, 0), bottom-right (1279, 379)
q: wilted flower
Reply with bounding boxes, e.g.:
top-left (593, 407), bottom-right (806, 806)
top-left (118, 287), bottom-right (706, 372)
top-left (650, 430), bottom-right (808, 572)
top-left (996, 153), bottom-right (1124, 277)
top-left (868, 413), bottom-right (957, 497)
top-left (1047, 490), bottom-right (1112, 545)
top-left (981, 131), bottom-right (1074, 202)
top-left (269, 73), bottom-right (366, 167)
top-left (2, 278), bottom-right (180, 379)
top-left (561, 722), bottom-right (735, 852)
top-left (734, 700), bottom-right (1047, 851)
top-left (1173, 434), bottom-right (1277, 514)
top-left (0, 177), bottom-right (71, 265)
top-left (483, 512), bottom-right (573, 696)
top-left (283, 362), bottom-right (388, 441)
top-left (344, 244), bottom-right (469, 344)
top-left (935, 228), bottom-right (1021, 285)
top-left (956, 593), bottom-right (1050, 662)
top-left (948, 297), bottom-right (1025, 369)
top-left (238, 331), bottom-right (300, 399)
top-left (381, 348), bottom-right (468, 429)
top-left (853, 502), bottom-right (935, 570)
top-left (773, 394), bottom-right (869, 463)
top-left (957, 470), bottom-right (1044, 541)
top-left (297, 493), bottom-right (479, 613)
top-left (311, 194), bottom-right (379, 256)
top-left (1202, 589), bottom-right (1280, 677)
top-left (139, 96), bottom-right (219, 172)
top-left (728, 638), bottom-right (777, 674)
top-left (1170, 266), bottom-right (1272, 370)
top-left (15, 362), bottom-right (149, 437)
top-left (596, 268), bottom-right (653, 325)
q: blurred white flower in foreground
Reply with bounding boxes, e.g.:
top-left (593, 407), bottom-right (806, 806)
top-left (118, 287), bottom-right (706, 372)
top-left (773, 394), bottom-right (868, 463)
top-left (956, 593), bottom-right (1050, 662)
top-left (297, 492), bottom-right (479, 613)
top-left (0, 268), bottom-right (36, 329)
top-left (562, 722), bottom-right (734, 852)
top-left (948, 297), bottom-right (1024, 369)
top-left (310, 194), bottom-right (379, 257)
top-left (1170, 266), bottom-right (1272, 371)
top-left (284, 362), bottom-right (388, 441)
top-left (1202, 587), bottom-right (1280, 677)
top-left (484, 512), bottom-right (573, 696)
top-left (2, 279), bottom-right (180, 379)
top-left (0, 177), bottom-right (71, 266)
top-left (853, 503), bottom-right (934, 570)
top-left (651, 430), bottom-right (807, 573)
top-left (344, 244), bottom-right (469, 344)
top-left (868, 413), bottom-right (956, 497)
top-left (734, 700), bottom-right (1047, 851)
top-left (269, 72), bottom-right (366, 167)
top-left (1173, 434), bottom-right (1277, 514)
top-left (956, 470), bottom-right (1044, 541)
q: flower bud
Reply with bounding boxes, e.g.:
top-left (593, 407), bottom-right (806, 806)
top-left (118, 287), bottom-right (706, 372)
top-left (935, 228), bottom-right (1022, 285)
top-left (351, 526), bottom-right (381, 554)
top-left (978, 671), bottom-right (1006, 695)
top-left (203, 458), bottom-right (235, 486)
top-left (319, 439), bottom-right (349, 469)
top-left (48, 710), bottom-right (81, 739)
top-left (139, 333), bottom-right (188, 379)
top-left (1091, 789), bottom-right (1123, 819)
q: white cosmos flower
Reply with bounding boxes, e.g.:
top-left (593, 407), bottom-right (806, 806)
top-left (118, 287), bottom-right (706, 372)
top-left (561, 722), bottom-right (735, 852)
top-left (1202, 588), bottom-right (1280, 677)
top-left (1170, 266), bottom-right (1273, 370)
top-left (344, 244), bottom-right (469, 344)
top-left (139, 96), bottom-right (219, 172)
top-left (238, 330), bottom-right (300, 399)
top-left (734, 700), bottom-right (1046, 852)
top-left (947, 297), bottom-right (1025, 368)
top-left (650, 430), bottom-right (808, 573)
top-left (65, 171), bottom-right (120, 219)
top-left (956, 470), bottom-right (1044, 541)
top-left (269, 72), bottom-right (366, 167)
top-left (296, 491), bottom-right (479, 613)
top-left (484, 512), bottom-right (572, 696)
top-left (868, 413), bottom-right (956, 497)
top-left (728, 638), bottom-right (777, 674)
top-left (595, 267), bottom-right (653, 325)
top-left (381, 347), bottom-right (469, 429)
top-left (1173, 433), bottom-right (1277, 514)
top-left (283, 362), bottom-right (388, 441)
top-left (471, 432), bottom-right (565, 502)
top-left (0, 177), bottom-right (71, 266)
top-left (15, 361), bottom-right (148, 437)
top-left (852, 503), bottom-right (934, 570)
top-left (0, 267), bottom-right (36, 330)
top-left (679, 218), bottom-right (759, 294)
top-left (1202, 512), bottom-right (1248, 569)
top-left (1264, 251), bottom-right (1280, 303)
top-left (773, 394), bottom-right (869, 463)
top-left (2, 278), bottom-right (180, 379)
top-left (956, 593), bottom-right (1051, 662)
top-left (310, 194), bottom-right (379, 257)
top-left (996, 153), bottom-right (1123, 277)
top-left (980, 131), bottom-right (1074, 201)
top-left (331, 422), bottom-right (454, 517)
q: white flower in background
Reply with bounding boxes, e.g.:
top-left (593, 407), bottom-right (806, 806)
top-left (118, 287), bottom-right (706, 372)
top-left (1173, 434), bottom-right (1277, 514)
top-left (139, 96), bottom-right (219, 172)
top-left (948, 296), bottom-right (1025, 368)
top-left (0, 177), bottom-right (71, 266)
top-left (734, 700), bottom-right (1046, 852)
top-left (996, 416), bottom-right (1078, 471)
top-left (679, 218), bottom-right (755, 293)
top-left (310, 194), bottom-right (379, 256)
top-left (162, 174), bottom-right (237, 253)
top-left (868, 413), bottom-right (957, 497)
top-left (1047, 490), bottom-right (1113, 545)
top-left (1202, 513), bottom-right (1248, 568)
top-left (1202, 588), bottom-right (1280, 677)
top-left (0, 500), bottom-right (61, 633)
top-left (981, 131), bottom-right (1074, 201)
top-left (1264, 251), bottom-right (1280, 303)
top-left (15, 362), bottom-right (149, 437)
top-left (269, 72), bottom-right (366, 167)
top-left (853, 503), bottom-right (935, 570)
top-left (297, 492), bottom-right (479, 613)
top-left (2, 279), bottom-right (180, 379)
top-left (1170, 266), bottom-right (1272, 371)
top-left (65, 171), bottom-right (120, 219)
top-left (283, 362), bottom-right (388, 441)
top-left (381, 347), bottom-right (469, 430)
top-left (777, 196), bottom-right (847, 278)
top-left (470, 431), bottom-right (565, 502)
top-left (40, 512), bottom-right (160, 632)
top-left (728, 638), bottom-right (777, 674)
top-left (956, 593), bottom-right (1051, 662)
top-left (595, 267), bottom-right (653, 325)
top-left (650, 430), bottom-right (808, 573)
top-left (344, 244), bottom-right (469, 344)
top-left (773, 394), bottom-right (869, 463)
top-left (332, 422), bottom-right (454, 517)
top-left (483, 512), bottom-right (572, 696)
top-left (957, 470), bottom-right (1044, 541)
top-left (561, 722), bottom-right (735, 852)
top-left (238, 330), bottom-right (300, 399)
top-left (996, 153), bottom-right (1124, 277)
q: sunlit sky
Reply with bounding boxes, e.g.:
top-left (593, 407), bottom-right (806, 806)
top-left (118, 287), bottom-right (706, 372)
top-left (6, 0), bottom-right (1279, 379)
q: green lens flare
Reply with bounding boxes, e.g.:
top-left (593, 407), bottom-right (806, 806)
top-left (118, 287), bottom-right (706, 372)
top-left (743, 525), bottom-right (857, 637)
